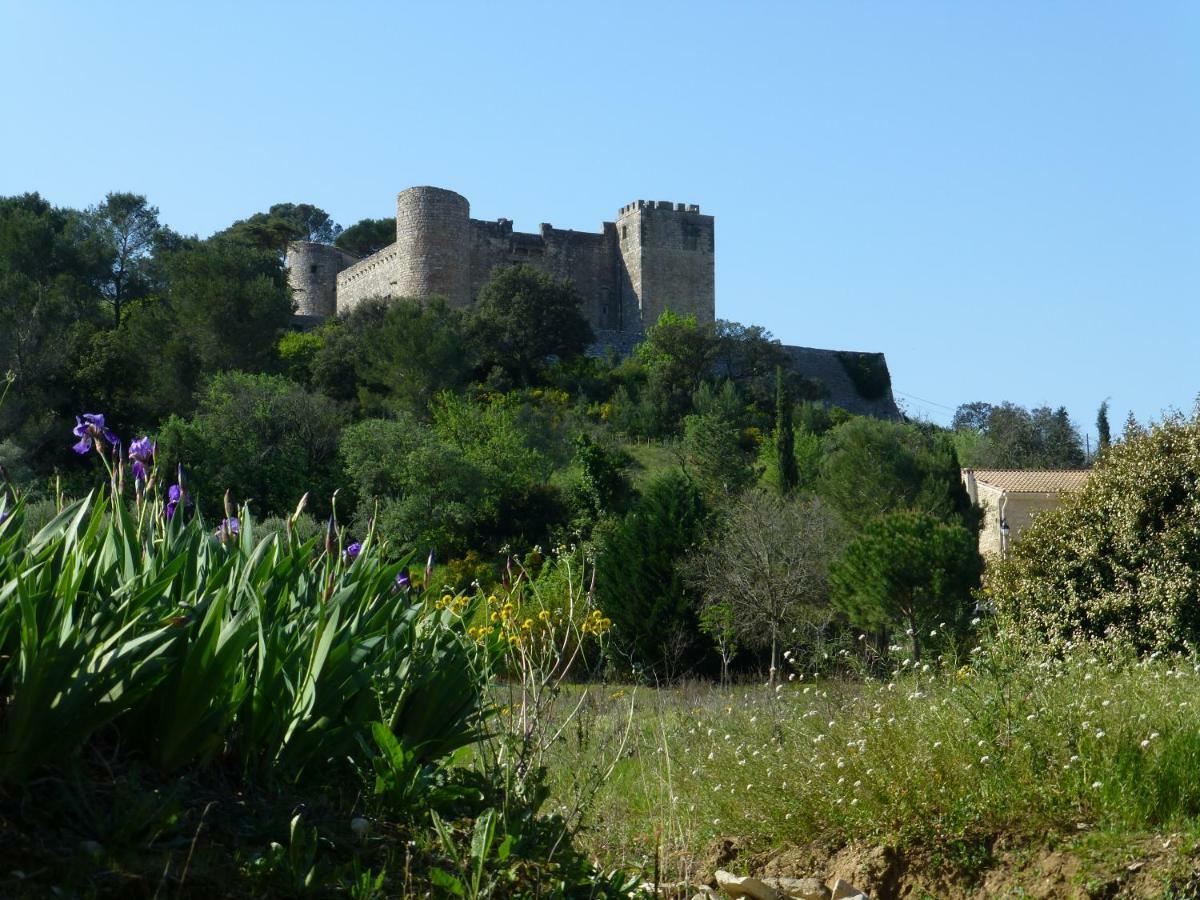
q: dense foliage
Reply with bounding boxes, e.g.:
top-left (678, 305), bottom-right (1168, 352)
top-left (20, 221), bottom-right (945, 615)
top-left (987, 410), bottom-right (1200, 654)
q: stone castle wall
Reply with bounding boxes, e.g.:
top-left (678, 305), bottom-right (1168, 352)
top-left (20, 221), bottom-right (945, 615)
top-left (617, 201), bottom-right (715, 329)
top-left (287, 242), bottom-right (361, 318)
top-left (293, 187), bottom-right (715, 336)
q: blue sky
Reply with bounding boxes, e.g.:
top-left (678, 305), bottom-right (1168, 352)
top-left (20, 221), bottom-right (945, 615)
top-left (2, 1), bottom-right (1196, 442)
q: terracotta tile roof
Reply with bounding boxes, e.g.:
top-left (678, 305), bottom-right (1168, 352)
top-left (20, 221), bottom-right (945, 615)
top-left (967, 469), bottom-right (1090, 493)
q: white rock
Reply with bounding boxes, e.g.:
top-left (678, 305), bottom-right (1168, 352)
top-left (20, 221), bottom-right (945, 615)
top-left (715, 869), bottom-right (780, 900)
top-left (829, 879), bottom-right (868, 900)
top-left (763, 876), bottom-right (831, 900)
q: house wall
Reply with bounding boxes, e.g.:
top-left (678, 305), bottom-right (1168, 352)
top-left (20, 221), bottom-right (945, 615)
top-left (971, 483), bottom-right (1065, 556)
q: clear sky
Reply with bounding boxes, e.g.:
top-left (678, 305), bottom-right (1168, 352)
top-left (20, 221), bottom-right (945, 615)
top-left (2, 1), bottom-right (1196, 443)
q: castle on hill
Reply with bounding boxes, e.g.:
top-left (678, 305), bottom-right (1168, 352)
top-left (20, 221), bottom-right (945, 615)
top-left (286, 185), bottom-right (900, 419)
top-left (286, 185), bottom-right (713, 339)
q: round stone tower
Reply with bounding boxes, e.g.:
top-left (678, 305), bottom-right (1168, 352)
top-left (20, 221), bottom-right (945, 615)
top-left (394, 186), bottom-right (471, 307)
top-left (286, 241), bottom-right (353, 319)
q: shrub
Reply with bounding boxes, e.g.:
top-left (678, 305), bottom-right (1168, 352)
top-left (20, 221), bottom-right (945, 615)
top-left (987, 411), bottom-right (1200, 654)
top-left (596, 472), bottom-right (710, 679)
top-left (158, 371), bottom-right (346, 519)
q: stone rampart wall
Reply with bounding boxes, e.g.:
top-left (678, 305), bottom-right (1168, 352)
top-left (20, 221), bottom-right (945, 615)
top-left (336, 244), bottom-right (400, 312)
top-left (781, 345), bottom-right (901, 419)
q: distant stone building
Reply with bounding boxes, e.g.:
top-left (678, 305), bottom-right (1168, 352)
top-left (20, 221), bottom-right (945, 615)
top-left (287, 185), bottom-right (714, 338)
top-left (963, 469), bottom-right (1090, 556)
top-left (287, 185), bottom-right (901, 418)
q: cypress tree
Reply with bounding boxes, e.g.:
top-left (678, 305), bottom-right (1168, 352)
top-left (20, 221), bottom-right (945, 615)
top-left (1096, 399), bottom-right (1112, 451)
top-left (775, 366), bottom-right (798, 494)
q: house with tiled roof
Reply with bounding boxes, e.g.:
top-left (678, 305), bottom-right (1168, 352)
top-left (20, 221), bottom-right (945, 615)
top-left (962, 469), bottom-right (1091, 556)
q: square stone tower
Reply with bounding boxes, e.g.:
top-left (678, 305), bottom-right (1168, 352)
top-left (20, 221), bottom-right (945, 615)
top-left (616, 200), bottom-right (715, 330)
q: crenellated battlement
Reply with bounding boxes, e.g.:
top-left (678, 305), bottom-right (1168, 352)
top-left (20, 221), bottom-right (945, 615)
top-left (618, 200), bottom-right (702, 216)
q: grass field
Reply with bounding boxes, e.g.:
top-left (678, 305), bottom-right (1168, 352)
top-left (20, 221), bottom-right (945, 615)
top-left (541, 643), bottom-right (1200, 896)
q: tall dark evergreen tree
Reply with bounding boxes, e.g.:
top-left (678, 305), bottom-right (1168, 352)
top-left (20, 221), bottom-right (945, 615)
top-left (775, 365), bottom-right (798, 494)
top-left (1097, 399), bottom-right (1112, 451)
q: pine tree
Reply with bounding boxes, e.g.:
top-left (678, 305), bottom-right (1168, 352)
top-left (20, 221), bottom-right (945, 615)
top-left (775, 366), bottom-right (798, 495)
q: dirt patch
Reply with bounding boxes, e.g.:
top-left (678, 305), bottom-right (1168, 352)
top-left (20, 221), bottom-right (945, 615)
top-left (720, 833), bottom-right (1200, 899)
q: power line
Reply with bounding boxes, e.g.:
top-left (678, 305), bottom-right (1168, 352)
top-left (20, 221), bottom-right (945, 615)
top-left (893, 389), bottom-right (958, 413)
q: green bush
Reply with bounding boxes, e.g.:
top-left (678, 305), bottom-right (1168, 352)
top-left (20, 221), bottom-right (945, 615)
top-left (596, 471), bottom-right (710, 679)
top-left (158, 371), bottom-right (347, 519)
top-left (987, 411), bottom-right (1200, 654)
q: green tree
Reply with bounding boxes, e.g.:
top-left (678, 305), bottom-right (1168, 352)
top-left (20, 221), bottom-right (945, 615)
top-left (158, 372), bottom-right (347, 519)
top-left (0, 193), bottom-right (106, 465)
top-left (596, 472), bottom-right (710, 679)
top-left (161, 238), bottom-right (293, 376)
top-left (335, 217), bottom-right (395, 257)
top-left (831, 510), bottom-right (981, 661)
top-left (682, 410), bottom-right (754, 499)
top-left (566, 433), bottom-right (633, 533)
top-left (470, 264), bottom-right (594, 385)
top-left (340, 416), bottom-right (484, 557)
top-left (817, 417), bottom-right (978, 534)
top-left (952, 400), bottom-right (1085, 469)
top-left (89, 192), bottom-right (161, 326)
top-left (712, 319), bottom-right (789, 410)
top-left (356, 297), bottom-right (475, 416)
top-left (635, 310), bottom-right (717, 428)
top-left (1096, 399), bottom-right (1112, 451)
top-left (775, 366), bottom-right (798, 494)
top-left (218, 203), bottom-right (340, 258)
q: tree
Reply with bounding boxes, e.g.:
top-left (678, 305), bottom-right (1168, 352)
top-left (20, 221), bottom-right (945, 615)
top-left (775, 366), bottom-right (798, 494)
top-left (566, 433), bottom-right (633, 533)
top-left (355, 297), bottom-right (475, 416)
top-left (683, 410), bottom-right (755, 499)
top-left (158, 372), bottom-right (347, 519)
top-left (89, 192), bottom-right (160, 326)
top-left (0, 193), bottom-right (106, 467)
top-left (698, 598), bottom-right (738, 686)
top-left (817, 417), bottom-right (978, 534)
top-left (596, 472), bottom-right (710, 680)
top-left (1096, 399), bottom-right (1112, 451)
top-left (635, 310), bottom-right (717, 427)
top-left (691, 492), bottom-right (843, 683)
top-left (335, 218), bottom-right (395, 257)
top-left (712, 319), bottom-right (789, 410)
top-left (340, 416), bottom-right (485, 557)
top-left (831, 511), bottom-right (981, 661)
top-left (161, 238), bottom-right (293, 376)
top-left (469, 264), bottom-right (594, 385)
top-left (218, 203), bottom-right (341, 258)
top-left (987, 410), bottom-right (1200, 655)
top-left (952, 400), bottom-right (1085, 469)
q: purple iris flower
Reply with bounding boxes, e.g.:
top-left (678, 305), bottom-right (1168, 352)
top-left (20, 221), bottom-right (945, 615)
top-left (72, 413), bottom-right (118, 455)
top-left (128, 436), bottom-right (154, 486)
top-left (166, 484), bottom-right (183, 520)
top-left (217, 517), bottom-right (240, 539)
top-left (395, 567), bottom-right (411, 590)
top-left (344, 541), bottom-right (362, 561)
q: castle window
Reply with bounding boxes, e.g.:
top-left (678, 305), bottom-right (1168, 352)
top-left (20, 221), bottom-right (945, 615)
top-left (622, 225), bottom-right (628, 240)
top-left (310, 264), bottom-right (321, 274)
